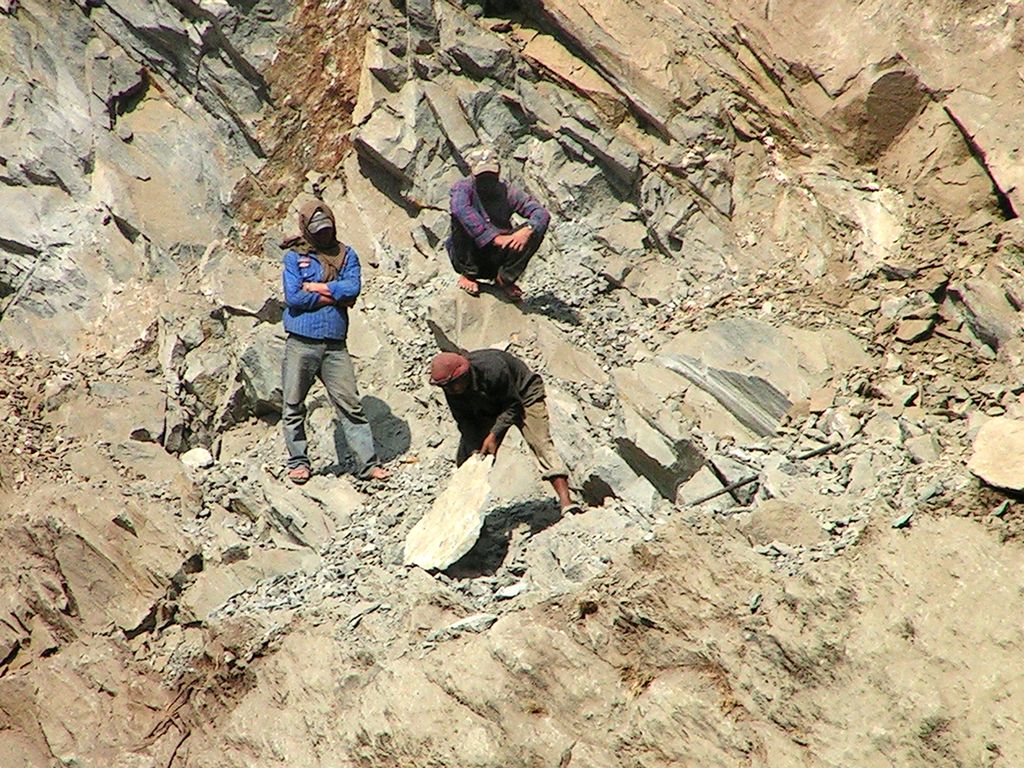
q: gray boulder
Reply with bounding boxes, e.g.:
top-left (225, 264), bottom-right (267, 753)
top-left (238, 323), bottom-right (285, 416)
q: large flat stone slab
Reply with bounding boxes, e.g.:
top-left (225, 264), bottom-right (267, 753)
top-left (404, 454), bottom-right (494, 571)
top-left (660, 317), bottom-right (869, 402)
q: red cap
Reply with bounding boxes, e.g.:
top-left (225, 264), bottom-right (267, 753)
top-left (429, 352), bottom-right (470, 386)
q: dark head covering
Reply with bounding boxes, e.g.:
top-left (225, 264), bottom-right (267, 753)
top-left (280, 198), bottom-right (348, 282)
top-left (429, 352), bottom-right (471, 386)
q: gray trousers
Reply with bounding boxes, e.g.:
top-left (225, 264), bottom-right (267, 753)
top-left (282, 334), bottom-right (379, 478)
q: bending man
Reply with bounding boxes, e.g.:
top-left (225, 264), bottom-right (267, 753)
top-left (280, 198), bottom-right (389, 484)
top-left (429, 349), bottom-right (580, 514)
top-left (446, 147), bottom-right (550, 302)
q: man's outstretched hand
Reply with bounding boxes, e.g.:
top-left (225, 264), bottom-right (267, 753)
top-left (480, 433), bottom-right (500, 456)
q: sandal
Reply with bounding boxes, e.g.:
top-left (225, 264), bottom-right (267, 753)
top-left (457, 275), bottom-right (480, 296)
top-left (365, 466), bottom-right (391, 481)
top-left (287, 466), bottom-right (311, 485)
top-left (496, 274), bottom-right (523, 302)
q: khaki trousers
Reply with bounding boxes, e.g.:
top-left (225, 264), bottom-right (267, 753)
top-left (456, 399), bottom-right (568, 480)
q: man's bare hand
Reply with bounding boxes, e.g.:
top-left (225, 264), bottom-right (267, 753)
top-left (492, 228), bottom-right (531, 253)
top-left (302, 282), bottom-right (333, 297)
top-left (480, 433), bottom-right (500, 456)
top-left (506, 227), bottom-right (532, 253)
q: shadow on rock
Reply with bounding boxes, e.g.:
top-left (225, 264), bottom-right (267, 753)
top-left (355, 155), bottom-right (420, 218)
top-left (328, 395), bottom-right (411, 474)
top-left (520, 290), bottom-right (581, 326)
top-left (445, 498), bottom-right (562, 579)
top-left (364, 395), bottom-right (412, 462)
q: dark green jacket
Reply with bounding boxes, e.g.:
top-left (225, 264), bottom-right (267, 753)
top-left (444, 349), bottom-right (545, 438)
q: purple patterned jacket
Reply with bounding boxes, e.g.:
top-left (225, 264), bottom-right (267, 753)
top-left (447, 176), bottom-right (550, 250)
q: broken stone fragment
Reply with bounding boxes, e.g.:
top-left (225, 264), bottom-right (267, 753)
top-left (675, 466), bottom-right (731, 512)
top-left (891, 510), bottom-right (913, 529)
top-left (180, 447), bottom-right (214, 470)
top-left (905, 433), bottom-right (940, 464)
top-left (822, 408), bottom-right (861, 441)
top-left (848, 295), bottom-right (880, 315)
top-left (809, 386), bottom-right (836, 414)
top-left (495, 581), bottom-right (527, 600)
top-left (863, 413), bottom-right (905, 445)
top-left (426, 612), bottom-right (498, 642)
top-left (895, 318), bottom-right (935, 343)
top-left (878, 376), bottom-right (918, 407)
top-left (237, 324), bottom-right (285, 415)
top-left (947, 278), bottom-right (1022, 351)
top-left (968, 417), bottom-right (1024, 491)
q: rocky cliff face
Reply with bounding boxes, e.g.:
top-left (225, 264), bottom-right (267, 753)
top-left (3, 1), bottom-right (1024, 766)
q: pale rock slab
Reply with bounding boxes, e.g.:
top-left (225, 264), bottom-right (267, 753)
top-left (615, 404), bottom-right (704, 500)
top-left (659, 353), bottom-right (791, 437)
top-left (237, 323), bottom-right (285, 415)
top-left (905, 433), bottom-right (941, 464)
top-left (662, 317), bottom-right (869, 403)
top-left (180, 447), bottom-right (214, 470)
top-left (968, 417), bottom-right (1024, 491)
top-left (260, 478), bottom-right (336, 550)
top-left (183, 345), bottom-right (233, 409)
top-left (822, 407), bottom-right (862, 441)
top-left (547, 386), bottom-right (595, 473)
top-left (519, 31), bottom-right (625, 122)
top-left (537, 324), bottom-right (607, 385)
top-left (863, 413), bottom-right (905, 445)
top-left (13, 486), bottom-right (195, 636)
top-left (180, 548), bottom-right (321, 622)
top-left (735, 499), bottom-right (826, 548)
top-left (759, 453), bottom-right (828, 502)
top-left (404, 454), bottom-right (494, 570)
top-left (199, 245), bottom-right (278, 318)
top-left (895, 317), bottom-right (934, 343)
top-left (846, 451), bottom-right (881, 496)
top-left (878, 375), bottom-right (918, 406)
top-left (427, 287), bottom-right (534, 351)
top-left (426, 612), bottom-right (498, 642)
top-left (298, 475), bottom-right (364, 528)
top-left (948, 277), bottom-right (1022, 351)
top-left (586, 446), bottom-right (660, 512)
top-left (421, 79), bottom-right (479, 157)
top-left (612, 362), bottom-right (691, 442)
top-left (439, 8), bottom-right (513, 82)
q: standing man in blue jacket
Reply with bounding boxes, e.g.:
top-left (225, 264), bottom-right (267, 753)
top-left (280, 198), bottom-right (389, 485)
top-left (446, 147), bottom-right (551, 302)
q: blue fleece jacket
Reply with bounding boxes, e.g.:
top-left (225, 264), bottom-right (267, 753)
top-left (281, 246), bottom-right (361, 340)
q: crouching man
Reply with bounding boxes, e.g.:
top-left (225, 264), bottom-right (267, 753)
top-left (445, 147), bottom-right (550, 302)
top-left (428, 349), bottom-right (580, 514)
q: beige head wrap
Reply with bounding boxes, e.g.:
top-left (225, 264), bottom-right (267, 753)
top-left (280, 198), bottom-right (348, 282)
